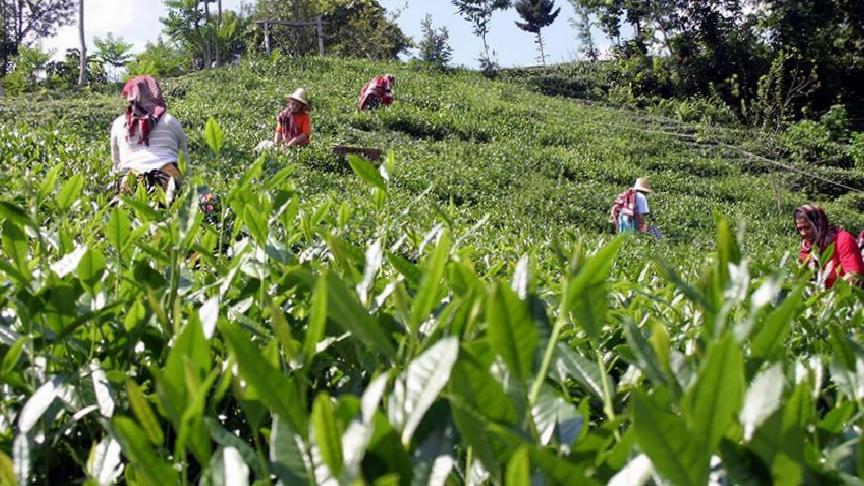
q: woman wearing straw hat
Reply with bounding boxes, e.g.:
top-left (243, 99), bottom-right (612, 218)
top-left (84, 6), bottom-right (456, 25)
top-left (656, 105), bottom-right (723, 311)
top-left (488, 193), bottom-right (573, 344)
top-left (610, 177), bottom-right (661, 238)
top-left (273, 87), bottom-right (312, 147)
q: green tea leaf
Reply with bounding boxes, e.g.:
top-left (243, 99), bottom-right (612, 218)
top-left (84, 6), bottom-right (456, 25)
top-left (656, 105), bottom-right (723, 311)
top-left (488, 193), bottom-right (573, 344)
top-left (111, 416), bottom-right (178, 486)
top-left (347, 154), bottom-right (387, 192)
top-left (0, 201), bottom-right (34, 229)
top-left (77, 246), bottom-right (106, 292)
top-left (270, 416), bottom-right (311, 485)
top-left (322, 271), bottom-right (396, 360)
top-left (203, 117), bottom-right (224, 154)
top-left (38, 165), bottom-right (62, 200)
top-left (56, 173), bottom-right (84, 212)
top-left (389, 337), bottom-right (459, 446)
top-left (0, 450), bottom-right (15, 486)
top-left (2, 221), bottom-right (30, 281)
top-left (218, 320), bottom-right (307, 432)
top-left (506, 446), bottom-right (530, 485)
top-left (311, 393), bottom-right (343, 478)
top-left (632, 390), bottom-right (709, 486)
top-left (486, 283), bottom-right (537, 386)
top-left (243, 205), bottom-right (269, 247)
top-left (1, 338), bottom-right (27, 379)
top-left (682, 333), bottom-right (744, 451)
top-left (411, 232), bottom-right (450, 331)
top-left (304, 275), bottom-right (327, 369)
top-left (105, 207), bottom-right (132, 252)
top-left (562, 238), bottom-right (622, 341)
top-left (751, 287), bottom-right (803, 361)
top-left (125, 381), bottom-right (164, 446)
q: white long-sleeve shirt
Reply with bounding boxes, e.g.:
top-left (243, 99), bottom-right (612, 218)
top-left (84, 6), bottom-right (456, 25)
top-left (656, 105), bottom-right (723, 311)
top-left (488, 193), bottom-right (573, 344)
top-left (110, 113), bottom-right (189, 174)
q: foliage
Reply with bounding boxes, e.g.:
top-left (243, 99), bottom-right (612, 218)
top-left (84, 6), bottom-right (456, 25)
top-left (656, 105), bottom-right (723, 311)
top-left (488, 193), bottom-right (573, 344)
top-left (0, 0), bottom-right (75, 76)
top-left (452, 0), bottom-right (511, 70)
top-left (125, 38), bottom-right (190, 79)
top-left (46, 48), bottom-right (108, 88)
top-left (417, 14), bottom-right (453, 69)
top-left (2, 44), bottom-right (50, 95)
top-left (1, 55), bottom-right (864, 485)
top-left (93, 32), bottom-right (133, 82)
top-left (319, 0), bottom-right (412, 60)
top-left (513, 0), bottom-right (561, 66)
top-left (567, 1), bottom-right (598, 61)
top-left (161, 0), bottom-right (221, 70)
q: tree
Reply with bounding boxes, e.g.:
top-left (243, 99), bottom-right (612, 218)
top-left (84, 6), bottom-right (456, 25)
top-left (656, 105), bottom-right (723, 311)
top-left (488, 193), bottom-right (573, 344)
top-left (47, 47), bottom-right (105, 87)
top-left (514, 0), bottom-right (561, 66)
top-left (77, 0), bottom-right (85, 86)
top-left (319, 0), bottom-right (411, 60)
top-left (452, 0), bottom-right (511, 69)
top-left (568, 1), bottom-right (597, 60)
top-left (418, 13), bottom-right (452, 68)
top-left (162, 0), bottom-right (216, 69)
top-left (1, 0), bottom-right (76, 76)
top-left (125, 37), bottom-right (189, 78)
top-left (94, 32), bottom-right (133, 79)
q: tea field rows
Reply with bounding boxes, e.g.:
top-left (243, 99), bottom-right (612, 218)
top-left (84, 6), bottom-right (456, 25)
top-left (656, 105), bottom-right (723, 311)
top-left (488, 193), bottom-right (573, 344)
top-left (0, 56), bottom-right (862, 485)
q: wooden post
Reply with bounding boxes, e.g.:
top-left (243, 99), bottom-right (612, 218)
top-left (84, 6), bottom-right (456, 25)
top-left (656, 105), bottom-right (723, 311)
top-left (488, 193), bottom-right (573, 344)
top-left (771, 172), bottom-right (783, 214)
top-left (264, 22), bottom-right (271, 55)
top-left (316, 15), bottom-right (324, 56)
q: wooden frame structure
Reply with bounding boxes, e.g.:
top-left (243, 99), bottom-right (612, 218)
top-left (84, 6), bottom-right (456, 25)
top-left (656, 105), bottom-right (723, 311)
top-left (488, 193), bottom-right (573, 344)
top-left (256, 17), bottom-right (326, 56)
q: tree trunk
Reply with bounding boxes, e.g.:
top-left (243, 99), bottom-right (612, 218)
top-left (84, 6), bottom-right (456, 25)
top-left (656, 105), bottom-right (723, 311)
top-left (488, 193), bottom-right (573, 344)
top-left (202, 0), bottom-right (211, 69)
top-left (481, 32), bottom-right (491, 64)
top-left (78, 0), bottom-right (86, 86)
top-left (536, 31), bottom-right (546, 67)
top-left (214, 0), bottom-right (222, 67)
top-left (16, 0), bottom-right (23, 43)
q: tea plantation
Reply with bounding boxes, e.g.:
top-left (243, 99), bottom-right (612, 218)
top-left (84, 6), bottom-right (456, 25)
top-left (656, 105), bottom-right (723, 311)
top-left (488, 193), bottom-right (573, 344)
top-left (0, 56), bottom-right (863, 485)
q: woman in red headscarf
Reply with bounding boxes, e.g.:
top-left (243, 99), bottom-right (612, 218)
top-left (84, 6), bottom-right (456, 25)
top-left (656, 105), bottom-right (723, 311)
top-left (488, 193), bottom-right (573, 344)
top-left (794, 204), bottom-right (863, 288)
top-left (110, 75), bottom-right (188, 200)
top-left (358, 74), bottom-right (395, 111)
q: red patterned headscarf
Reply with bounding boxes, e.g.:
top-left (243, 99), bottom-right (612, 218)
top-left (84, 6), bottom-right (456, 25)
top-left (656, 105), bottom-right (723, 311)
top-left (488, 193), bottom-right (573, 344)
top-left (122, 75), bottom-right (167, 145)
top-left (793, 204), bottom-right (838, 253)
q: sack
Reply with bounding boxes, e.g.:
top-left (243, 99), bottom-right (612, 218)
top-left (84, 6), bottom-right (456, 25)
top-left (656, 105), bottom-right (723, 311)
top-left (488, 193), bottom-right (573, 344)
top-left (858, 230), bottom-right (864, 259)
top-left (610, 189), bottom-right (639, 231)
top-left (254, 140), bottom-right (275, 152)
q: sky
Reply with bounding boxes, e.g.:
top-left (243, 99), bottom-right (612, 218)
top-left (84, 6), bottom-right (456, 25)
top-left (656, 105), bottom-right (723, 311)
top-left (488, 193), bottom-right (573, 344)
top-left (43, 0), bottom-right (613, 68)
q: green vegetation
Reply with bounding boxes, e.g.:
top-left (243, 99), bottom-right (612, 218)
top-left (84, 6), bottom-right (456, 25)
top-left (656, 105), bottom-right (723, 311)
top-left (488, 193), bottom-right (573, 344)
top-left (1, 56), bottom-right (863, 484)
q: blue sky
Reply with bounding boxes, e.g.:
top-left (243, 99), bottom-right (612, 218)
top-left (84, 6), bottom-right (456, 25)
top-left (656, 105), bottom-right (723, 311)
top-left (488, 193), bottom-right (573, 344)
top-left (45, 1), bottom-right (611, 68)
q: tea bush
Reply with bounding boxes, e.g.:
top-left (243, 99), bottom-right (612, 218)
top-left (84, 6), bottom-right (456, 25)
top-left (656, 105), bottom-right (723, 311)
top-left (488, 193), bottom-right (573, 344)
top-left (0, 56), bottom-right (863, 485)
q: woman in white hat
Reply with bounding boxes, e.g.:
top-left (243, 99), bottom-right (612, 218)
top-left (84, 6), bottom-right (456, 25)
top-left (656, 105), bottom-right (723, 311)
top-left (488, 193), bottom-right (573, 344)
top-left (273, 87), bottom-right (312, 147)
top-left (610, 177), bottom-right (659, 238)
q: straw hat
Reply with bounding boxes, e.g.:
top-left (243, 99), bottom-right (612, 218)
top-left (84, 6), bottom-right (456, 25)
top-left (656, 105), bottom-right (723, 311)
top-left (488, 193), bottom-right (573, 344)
top-left (286, 88), bottom-right (310, 108)
top-left (633, 177), bottom-right (653, 193)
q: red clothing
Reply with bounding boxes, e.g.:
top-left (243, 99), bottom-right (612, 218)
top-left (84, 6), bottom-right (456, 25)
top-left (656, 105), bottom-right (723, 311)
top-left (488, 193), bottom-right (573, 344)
top-left (799, 230), bottom-right (864, 288)
top-left (358, 75), bottom-right (395, 111)
top-left (275, 111), bottom-right (311, 145)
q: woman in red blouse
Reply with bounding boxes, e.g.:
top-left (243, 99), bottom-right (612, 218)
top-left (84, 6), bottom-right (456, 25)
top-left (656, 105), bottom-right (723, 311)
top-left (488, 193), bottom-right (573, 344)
top-left (794, 204), bottom-right (863, 288)
top-left (274, 88), bottom-right (311, 147)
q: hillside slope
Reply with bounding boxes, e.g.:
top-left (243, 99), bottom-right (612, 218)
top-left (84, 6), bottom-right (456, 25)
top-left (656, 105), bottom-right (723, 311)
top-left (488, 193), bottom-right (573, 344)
top-left (2, 57), bottom-right (864, 485)
top-left (3, 56), bottom-right (851, 268)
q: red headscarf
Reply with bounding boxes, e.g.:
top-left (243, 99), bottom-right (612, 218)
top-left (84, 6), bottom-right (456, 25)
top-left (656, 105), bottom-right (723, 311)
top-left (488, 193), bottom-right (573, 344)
top-left (122, 75), bottom-right (167, 145)
top-left (793, 204), bottom-right (838, 254)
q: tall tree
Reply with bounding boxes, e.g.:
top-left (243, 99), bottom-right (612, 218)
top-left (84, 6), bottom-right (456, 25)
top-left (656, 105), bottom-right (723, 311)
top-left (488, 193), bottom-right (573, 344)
top-left (162, 0), bottom-right (220, 70)
top-left (77, 0), bottom-right (85, 86)
top-left (451, 0), bottom-right (511, 68)
top-left (568, 1), bottom-right (597, 60)
top-left (94, 32), bottom-right (132, 81)
top-left (418, 13), bottom-right (453, 69)
top-left (0, 0), bottom-right (76, 76)
top-left (514, 0), bottom-right (560, 66)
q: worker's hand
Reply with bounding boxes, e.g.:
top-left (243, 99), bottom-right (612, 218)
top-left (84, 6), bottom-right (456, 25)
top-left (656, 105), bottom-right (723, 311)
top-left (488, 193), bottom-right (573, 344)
top-left (842, 272), bottom-right (862, 286)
